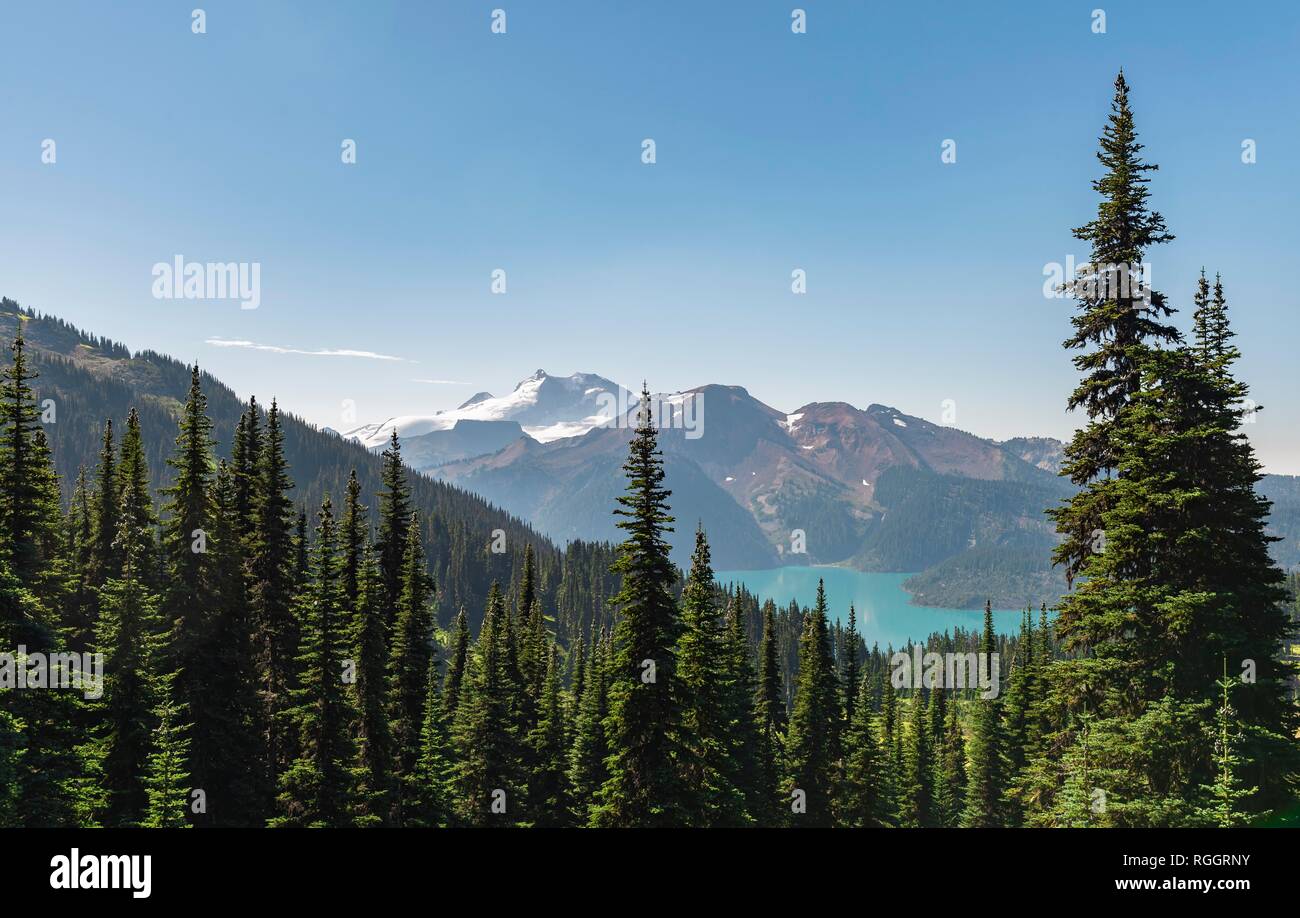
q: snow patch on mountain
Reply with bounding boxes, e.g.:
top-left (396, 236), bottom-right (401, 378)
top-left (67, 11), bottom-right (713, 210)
top-left (343, 370), bottom-right (630, 448)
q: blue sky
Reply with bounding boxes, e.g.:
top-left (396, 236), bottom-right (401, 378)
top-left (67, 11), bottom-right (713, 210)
top-left (2, 1), bottom-right (1298, 471)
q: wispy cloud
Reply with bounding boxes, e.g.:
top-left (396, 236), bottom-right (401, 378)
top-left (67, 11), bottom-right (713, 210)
top-left (205, 337), bottom-right (411, 362)
top-left (411, 378), bottom-right (470, 385)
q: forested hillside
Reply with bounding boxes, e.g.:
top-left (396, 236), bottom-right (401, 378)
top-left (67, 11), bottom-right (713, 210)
top-left (0, 303), bottom-right (621, 639)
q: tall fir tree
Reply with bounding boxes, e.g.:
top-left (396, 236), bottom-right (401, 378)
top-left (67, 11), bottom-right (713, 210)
top-left (231, 397), bottom-right (263, 544)
top-left (842, 604), bottom-right (859, 726)
top-left (900, 687), bottom-right (932, 827)
top-left (722, 598), bottom-right (763, 823)
top-left (594, 387), bottom-right (687, 827)
top-left (527, 645), bottom-right (571, 826)
top-left (159, 365), bottom-right (220, 821)
top-left (999, 610), bottom-right (1033, 825)
top-left (452, 584), bottom-right (521, 826)
top-left (250, 399), bottom-right (297, 780)
top-left (92, 543), bottom-right (165, 825)
top-left (205, 460), bottom-right (266, 824)
top-left (339, 470), bottom-right (366, 653)
top-left (1050, 70), bottom-right (1179, 589)
top-left (0, 332), bottom-right (62, 593)
top-left (114, 408), bottom-right (156, 583)
top-left (878, 669), bottom-right (902, 824)
top-left (404, 659), bottom-right (455, 828)
top-left (935, 694), bottom-right (967, 827)
top-left (784, 580), bottom-right (840, 826)
top-left (89, 419), bottom-right (121, 585)
top-left (376, 430), bottom-right (411, 628)
top-left (442, 606), bottom-right (471, 720)
top-left (273, 497), bottom-right (358, 827)
top-left (676, 527), bottom-right (746, 826)
top-left (64, 467), bottom-right (96, 650)
top-left (962, 602), bottom-right (1006, 827)
top-left (389, 512), bottom-right (436, 788)
top-left (353, 545), bottom-right (395, 826)
top-left (568, 630), bottom-right (610, 825)
top-left (839, 674), bottom-right (884, 827)
top-left (753, 602), bottom-right (787, 823)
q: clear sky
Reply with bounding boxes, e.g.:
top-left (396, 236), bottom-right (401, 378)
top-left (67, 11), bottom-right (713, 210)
top-left (2, 1), bottom-right (1297, 471)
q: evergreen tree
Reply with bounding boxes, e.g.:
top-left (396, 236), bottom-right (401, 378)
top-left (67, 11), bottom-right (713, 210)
top-left (935, 695), bottom-right (967, 827)
top-left (1035, 275), bottom-right (1292, 823)
top-left (353, 546), bottom-right (395, 826)
top-left (292, 508), bottom-right (309, 591)
top-left (566, 635), bottom-right (586, 730)
top-left (0, 332), bottom-right (61, 590)
top-left (205, 460), bottom-right (266, 824)
top-left (677, 527), bottom-right (746, 826)
top-left (1196, 663), bottom-right (1257, 827)
top-left (900, 687), bottom-right (932, 827)
top-left (452, 584), bottom-right (520, 826)
top-left (527, 645), bottom-right (571, 826)
top-left (515, 543), bottom-right (545, 700)
top-left (1050, 70), bottom-right (1179, 589)
top-left (63, 467), bottom-right (96, 649)
top-left (404, 659), bottom-right (454, 828)
top-left (376, 430), bottom-right (411, 628)
top-left (389, 512), bottom-right (436, 784)
top-left (784, 580), bottom-right (840, 826)
top-left (843, 604), bottom-right (859, 726)
top-left (1183, 276), bottom-right (1295, 807)
top-left (339, 470), bottom-right (366, 653)
top-left (1049, 707), bottom-right (1104, 828)
top-left (1000, 610), bottom-right (1033, 825)
top-left (753, 603), bottom-right (786, 823)
top-left (92, 545), bottom-right (165, 825)
top-left (962, 603), bottom-right (1006, 827)
top-left (273, 497), bottom-right (357, 827)
top-left (140, 673), bottom-right (192, 829)
top-left (231, 397), bottom-right (262, 544)
top-left (443, 606), bottom-right (470, 720)
top-left (251, 399), bottom-right (297, 779)
top-left (594, 387), bottom-right (687, 827)
top-left (722, 598), bottom-right (763, 823)
top-left (89, 419), bottom-right (121, 584)
top-left (839, 674), bottom-right (884, 827)
top-left (114, 408), bottom-right (156, 582)
top-left (159, 365), bottom-right (219, 819)
top-left (568, 631), bottom-right (609, 825)
top-left (878, 670), bottom-right (901, 824)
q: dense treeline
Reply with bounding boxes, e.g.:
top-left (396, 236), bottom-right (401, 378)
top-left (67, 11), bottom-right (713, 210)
top-left (0, 303), bottom-right (626, 642)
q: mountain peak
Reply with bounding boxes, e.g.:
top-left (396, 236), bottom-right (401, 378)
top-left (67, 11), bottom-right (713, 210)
top-left (457, 391), bottom-right (495, 409)
top-left (347, 369), bottom-right (630, 449)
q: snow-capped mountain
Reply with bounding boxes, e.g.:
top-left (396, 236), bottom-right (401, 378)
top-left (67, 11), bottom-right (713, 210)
top-left (340, 370), bottom-right (1300, 604)
top-left (341, 370), bottom-right (633, 448)
top-left (421, 380), bottom-right (1072, 576)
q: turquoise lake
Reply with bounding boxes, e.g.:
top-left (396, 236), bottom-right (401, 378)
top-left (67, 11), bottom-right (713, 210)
top-left (715, 567), bottom-right (1026, 650)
